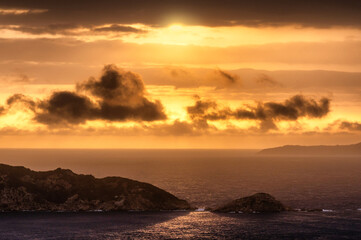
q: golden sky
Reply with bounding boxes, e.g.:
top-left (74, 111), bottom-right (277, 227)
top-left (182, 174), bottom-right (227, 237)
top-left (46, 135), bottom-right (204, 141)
top-left (0, 1), bottom-right (360, 148)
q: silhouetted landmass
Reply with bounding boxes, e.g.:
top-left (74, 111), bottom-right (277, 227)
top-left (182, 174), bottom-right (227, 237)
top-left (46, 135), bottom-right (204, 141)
top-left (0, 164), bottom-right (191, 212)
top-left (214, 193), bottom-right (286, 213)
top-left (258, 142), bottom-right (361, 156)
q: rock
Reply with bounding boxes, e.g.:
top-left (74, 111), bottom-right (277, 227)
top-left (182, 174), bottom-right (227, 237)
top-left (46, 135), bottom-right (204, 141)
top-left (214, 193), bottom-right (286, 213)
top-left (0, 163), bottom-right (192, 212)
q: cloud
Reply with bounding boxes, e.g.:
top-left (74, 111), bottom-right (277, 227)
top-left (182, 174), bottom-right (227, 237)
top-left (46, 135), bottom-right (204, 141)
top-left (6, 23), bottom-right (147, 36)
top-left (77, 65), bottom-right (147, 106)
top-left (35, 91), bottom-right (98, 125)
top-left (325, 120), bottom-right (361, 132)
top-left (0, 8), bottom-right (47, 15)
top-left (76, 65), bottom-right (166, 121)
top-left (0, 39), bottom-right (360, 75)
top-left (146, 67), bottom-right (241, 89)
top-left (258, 119), bottom-right (278, 132)
top-left (215, 69), bottom-right (239, 84)
top-left (6, 93), bottom-right (36, 111)
top-left (12, 74), bottom-right (32, 83)
top-left (339, 121), bottom-right (361, 131)
top-left (8, 23), bottom-right (80, 35)
top-left (261, 95), bottom-right (330, 120)
top-left (0, 73), bottom-right (33, 84)
top-left (0, 1), bottom-right (360, 28)
top-left (0, 106), bottom-right (5, 115)
top-left (94, 24), bottom-right (147, 33)
top-left (256, 74), bottom-right (282, 87)
top-left (0, 93), bottom-right (37, 116)
top-left (187, 94), bottom-right (331, 131)
top-left (2, 65), bottom-right (167, 126)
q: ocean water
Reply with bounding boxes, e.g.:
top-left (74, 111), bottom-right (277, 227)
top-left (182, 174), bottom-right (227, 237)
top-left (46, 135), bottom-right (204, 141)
top-left (0, 211), bottom-right (360, 239)
top-left (0, 149), bottom-right (360, 239)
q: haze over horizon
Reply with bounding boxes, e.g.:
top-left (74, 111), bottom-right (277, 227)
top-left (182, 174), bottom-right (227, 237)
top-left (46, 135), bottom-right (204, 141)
top-left (0, 0), bottom-right (360, 148)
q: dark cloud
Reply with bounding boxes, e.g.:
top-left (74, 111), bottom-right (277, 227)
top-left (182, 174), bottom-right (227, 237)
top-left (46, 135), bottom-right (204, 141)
top-left (215, 69), bottom-right (238, 84)
top-left (77, 65), bottom-right (146, 105)
top-left (0, 1), bottom-right (359, 28)
top-left (94, 24), bottom-right (146, 33)
top-left (187, 95), bottom-right (331, 131)
top-left (263, 95), bottom-right (330, 120)
top-left (0, 106), bottom-right (5, 115)
top-left (256, 74), bottom-right (282, 87)
top-left (258, 119), bottom-right (278, 132)
top-left (187, 96), bottom-right (217, 116)
top-left (39, 65), bottom-right (166, 125)
top-left (5, 23), bottom-right (147, 35)
top-left (0, 93), bottom-right (37, 116)
top-left (35, 91), bottom-right (98, 125)
top-left (339, 121), bottom-right (361, 131)
top-left (2, 65), bottom-right (166, 126)
top-left (6, 93), bottom-right (36, 112)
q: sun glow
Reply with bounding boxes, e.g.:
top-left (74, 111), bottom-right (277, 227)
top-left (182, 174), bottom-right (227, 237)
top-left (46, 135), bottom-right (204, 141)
top-left (169, 24), bottom-right (184, 31)
top-left (120, 25), bottom-right (361, 48)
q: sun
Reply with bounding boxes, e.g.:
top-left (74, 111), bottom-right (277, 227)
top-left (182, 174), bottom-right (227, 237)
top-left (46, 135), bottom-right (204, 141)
top-left (169, 24), bottom-right (183, 31)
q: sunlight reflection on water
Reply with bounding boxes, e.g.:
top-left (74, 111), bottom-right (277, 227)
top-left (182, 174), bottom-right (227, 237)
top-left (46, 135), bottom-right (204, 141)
top-left (1, 211), bottom-right (360, 239)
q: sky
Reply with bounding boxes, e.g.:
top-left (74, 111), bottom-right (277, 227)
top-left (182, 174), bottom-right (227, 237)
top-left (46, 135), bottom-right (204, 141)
top-left (0, 0), bottom-right (360, 148)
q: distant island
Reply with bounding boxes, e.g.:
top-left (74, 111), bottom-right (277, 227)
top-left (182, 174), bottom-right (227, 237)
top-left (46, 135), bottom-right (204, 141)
top-left (258, 142), bottom-right (361, 156)
top-left (0, 164), bottom-right (191, 212)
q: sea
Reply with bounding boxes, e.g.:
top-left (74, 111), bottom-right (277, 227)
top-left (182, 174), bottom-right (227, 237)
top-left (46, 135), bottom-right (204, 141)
top-left (0, 149), bottom-right (360, 239)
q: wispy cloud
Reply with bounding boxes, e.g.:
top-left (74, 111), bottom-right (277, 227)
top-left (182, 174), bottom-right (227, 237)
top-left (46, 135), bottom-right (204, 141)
top-left (0, 8), bottom-right (47, 15)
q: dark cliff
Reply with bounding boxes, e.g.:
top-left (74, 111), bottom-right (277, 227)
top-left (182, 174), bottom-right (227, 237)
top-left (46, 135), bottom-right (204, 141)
top-left (0, 163), bottom-right (191, 211)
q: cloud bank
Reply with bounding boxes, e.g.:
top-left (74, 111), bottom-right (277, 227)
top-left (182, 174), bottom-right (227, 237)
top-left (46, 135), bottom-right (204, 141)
top-left (0, 1), bottom-right (360, 28)
top-left (187, 95), bottom-right (331, 131)
top-left (2, 65), bottom-right (166, 126)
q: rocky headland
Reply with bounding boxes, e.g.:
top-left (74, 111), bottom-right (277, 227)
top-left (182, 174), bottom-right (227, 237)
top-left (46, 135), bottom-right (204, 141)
top-left (0, 163), bottom-right (191, 212)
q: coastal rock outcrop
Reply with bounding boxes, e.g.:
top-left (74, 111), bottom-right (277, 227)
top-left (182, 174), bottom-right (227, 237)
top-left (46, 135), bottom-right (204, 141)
top-left (214, 193), bottom-right (286, 213)
top-left (0, 164), bottom-right (191, 211)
